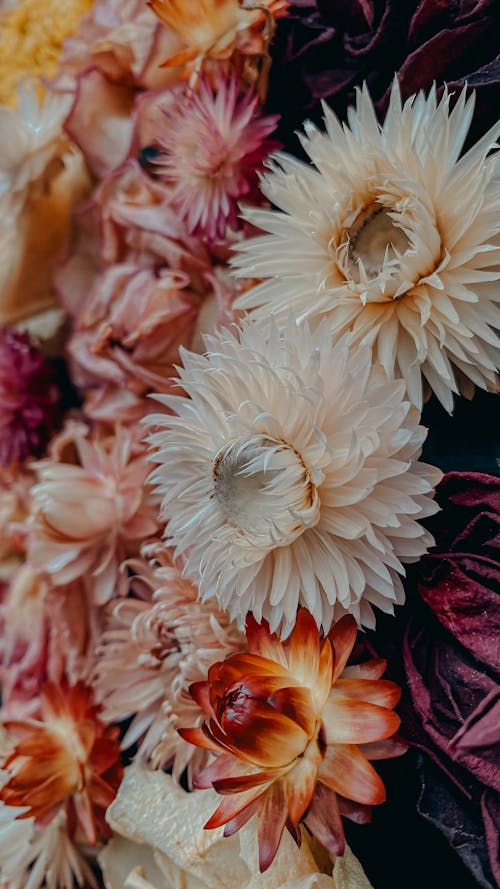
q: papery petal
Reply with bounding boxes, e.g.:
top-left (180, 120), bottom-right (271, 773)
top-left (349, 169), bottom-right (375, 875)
top-left (322, 696), bottom-right (400, 744)
top-left (319, 744), bottom-right (386, 805)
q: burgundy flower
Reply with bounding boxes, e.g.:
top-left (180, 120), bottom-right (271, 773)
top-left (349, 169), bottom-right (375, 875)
top-left (268, 0), bottom-right (500, 151)
top-left (0, 328), bottom-right (60, 467)
top-left (403, 472), bottom-right (500, 889)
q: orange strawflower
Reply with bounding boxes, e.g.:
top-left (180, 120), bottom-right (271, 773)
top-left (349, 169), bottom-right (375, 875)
top-left (0, 681), bottom-right (123, 845)
top-left (180, 610), bottom-right (406, 871)
top-left (149, 0), bottom-right (289, 78)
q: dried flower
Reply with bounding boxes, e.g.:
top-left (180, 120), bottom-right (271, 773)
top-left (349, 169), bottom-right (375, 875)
top-left (0, 328), bottom-right (60, 468)
top-left (234, 82), bottom-right (500, 411)
top-left (148, 319), bottom-right (441, 635)
top-left (149, 0), bottom-right (289, 79)
top-left (153, 76), bottom-right (279, 240)
top-left (180, 610), bottom-right (406, 871)
top-left (94, 544), bottom-right (243, 782)
top-left (28, 424), bottom-right (159, 604)
top-left (0, 681), bottom-right (123, 845)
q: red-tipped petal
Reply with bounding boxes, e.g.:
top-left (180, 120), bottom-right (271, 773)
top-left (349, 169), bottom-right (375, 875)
top-left (257, 781), bottom-right (288, 872)
top-left (194, 754), bottom-right (252, 790)
top-left (304, 783), bottom-right (345, 857)
top-left (329, 616), bottom-right (358, 682)
top-left (337, 794), bottom-right (373, 824)
top-left (189, 681), bottom-right (212, 715)
top-left (205, 784), bottom-right (267, 829)
top-left (223, 798), bottom-right (260, 837)
top-left (341, 659), bottom-right (387, 680)
top-left (333, 678), bottom-right (402, 708)
top-left (214, 770), bottom-right (279, 794)
top-left (322, 696), bottom-right (400, 744)
top-left (319, 744), bottom-right (386, 805)
top-left (178, 725), bottom-right (221, 752)
top-left (246, 614), bottom-right (288, 667)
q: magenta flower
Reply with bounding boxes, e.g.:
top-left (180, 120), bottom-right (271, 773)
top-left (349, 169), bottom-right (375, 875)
top-left (153, 76), bottom-right (279, 240)
top-left (0, 328), bottom-right (60, 468)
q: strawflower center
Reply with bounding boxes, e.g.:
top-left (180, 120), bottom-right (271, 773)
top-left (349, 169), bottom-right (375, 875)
top-left (213, 434), bottom-right (320, 547)
top-left (347, 206), bottom-right (410, 280)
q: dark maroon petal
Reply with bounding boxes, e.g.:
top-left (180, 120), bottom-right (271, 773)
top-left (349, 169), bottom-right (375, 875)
top-left (0, 328), bottom-right (61, 467)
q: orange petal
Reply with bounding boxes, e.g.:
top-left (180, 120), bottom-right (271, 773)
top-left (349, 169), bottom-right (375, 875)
top-left (315, 638), bottom-right (334, 709)
top-left (322, 696), bottom-right (400, 744)
top-left (333, 678), bottom-right (402, 708)
top-left (283, 753), bottom-right (318, 824)
top-left (286, 609), bottom-right (320, 686)
top-left (304, 784), bottom-right (345, 856)
top-left (214, 770), bottom-right (280, 794)
top-left (329, 616), bottom-right (358, 682)
top-left (257, 781), bottom-right (288, 872)
top-left (341, 659), bottom-right (387, 680)
top-left (319, 744), bottom-right (386, 805)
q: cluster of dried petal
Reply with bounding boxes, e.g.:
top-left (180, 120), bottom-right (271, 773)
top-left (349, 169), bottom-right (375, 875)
top-left (153, 76), bottom-right (279, 240)
top-left (28, 423), bottom-right (159, 604)
top-left (94, 544), bottom-right (244, 782)
top-left (0, 681), bottom-right (122, 846)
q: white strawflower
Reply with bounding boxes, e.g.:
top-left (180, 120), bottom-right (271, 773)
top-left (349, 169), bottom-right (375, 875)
top-left (0, 802), bottom-right (94, 889)
top-left (233, 82), bottom-right (500, 412)
top-left (147, 320), bottom-right (442, 636)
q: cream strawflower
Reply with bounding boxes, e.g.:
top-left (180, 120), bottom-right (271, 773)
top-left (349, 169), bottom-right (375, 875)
top-left (233, 82), bottom-right (500, 412)
top-left (0, 802), bottom-right (95, 889)
top-left (147, 321), bottom-right (441, 635)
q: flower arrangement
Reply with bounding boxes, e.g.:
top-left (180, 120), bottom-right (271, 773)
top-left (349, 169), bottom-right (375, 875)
top-left (0, 2), bottom-right (498, 889)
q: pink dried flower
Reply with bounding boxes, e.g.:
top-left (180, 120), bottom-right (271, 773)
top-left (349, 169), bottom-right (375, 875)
top-left (94, 543), bottom-right (244, 784)
top-left (0, 328), bottom-right (60, 468)
top-left (27, 424), bottom-right (159, 604)
top-left (154, 76), bottom-right (279, 240)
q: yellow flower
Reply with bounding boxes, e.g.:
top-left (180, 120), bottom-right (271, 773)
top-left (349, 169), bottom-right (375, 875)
top-left (0, 0), bottom-right (93, 108)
